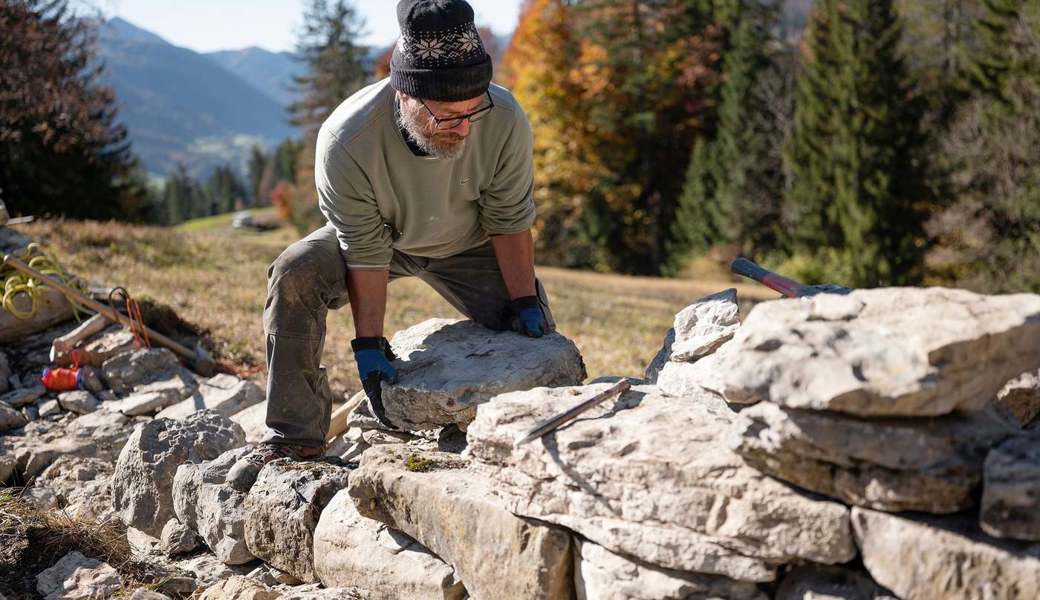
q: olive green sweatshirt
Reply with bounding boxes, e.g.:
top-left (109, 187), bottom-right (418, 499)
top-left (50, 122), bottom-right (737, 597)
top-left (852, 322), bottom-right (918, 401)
top-left (315, 78), bottom-right (536, 270)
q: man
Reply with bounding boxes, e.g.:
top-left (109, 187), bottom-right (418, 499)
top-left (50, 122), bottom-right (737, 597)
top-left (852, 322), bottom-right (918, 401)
top-left (227, 0), bottom-right (553, 488)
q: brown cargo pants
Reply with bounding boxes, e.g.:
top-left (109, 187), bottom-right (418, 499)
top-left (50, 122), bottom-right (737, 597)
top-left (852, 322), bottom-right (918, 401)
top-left (261, 224), bottom-right (555, 447)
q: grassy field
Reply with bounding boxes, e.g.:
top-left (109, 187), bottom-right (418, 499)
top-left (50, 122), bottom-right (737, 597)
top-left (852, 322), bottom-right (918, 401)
top-left (18, 218), bottom-right (774, 398)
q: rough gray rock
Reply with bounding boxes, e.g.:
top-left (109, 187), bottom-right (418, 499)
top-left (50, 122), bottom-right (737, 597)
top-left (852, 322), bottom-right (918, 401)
top-left (112, 411), bottom-right (245, 537)
top-left (655, 347), bottom-right (730, 398)
top-left (349, 446), bottom-right (574, 599)
top-left (981, 434), bottom-right (1040, 541)
top-left (36, 551), bottom-right (122, 600)
top-left (714, 288), bottom-right (1040, 416)
top-left (243, 459), bottom-right (351, 582)
top-left (381, 318), bottom-right (586, 430)
top-left (38, 398), bottom-right (61, 418)
top-left (198, 576), bottom-right (280, 600)
top-left (102, 347), bottom-right (182, 395)
top-left (574, 539), bottom-right (765, 600)
top-left (110, 370), bottom-right (198, 417)
top-left (1, 382), bottom-right (46, 408)
top-left (83, 327), bottom-right (136, 362)
top-left (129, 589), bottom-right (172, 600)
top-left (57, 391), bottom-right (98, 415)
top-left (16, 407), bottom-right (137, 478)
top-left (0, 401), bottom-right (27, 432)
top-left (852, 507), bottom-right (1040, 600)
top-left (172, 446), bottom-right (254, 565)
top-left (108, 391), bottom-right (182, 417)
top-left (229, 400), bottom-right (269, 443)
top-left (732, 402), bottom-right (1017, 513)
top-left (35, 456), bottom-right (115, 521)
top-left (156, 373), bottom-right (264, 420)
top-left (161, 518), bottom-right (200, 557)
top-left (467, 383), bottom-right (855, 582)
top-left (313, 489), bottom-right (465, 599)
top-left (995, 370), bottom-right (1040, 428)
top-left (670, 288), bottom-right (740, 361)
top-left (775, 565), bottom-right (896, 600)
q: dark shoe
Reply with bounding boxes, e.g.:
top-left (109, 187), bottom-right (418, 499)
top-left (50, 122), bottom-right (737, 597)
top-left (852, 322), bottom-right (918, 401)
top-left (225, 442), bottom-right (323, 491)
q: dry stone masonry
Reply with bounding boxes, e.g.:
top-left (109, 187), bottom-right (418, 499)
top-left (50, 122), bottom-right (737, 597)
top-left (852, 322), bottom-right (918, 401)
top-left (4, 259), bottom-right (1040, 599)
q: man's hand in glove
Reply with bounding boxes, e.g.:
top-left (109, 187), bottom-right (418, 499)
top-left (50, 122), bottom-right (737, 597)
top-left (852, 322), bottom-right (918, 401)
top-left (352, 337), bottom-right (398, 429)
top-left (511, 295), bottom-right (547, 338)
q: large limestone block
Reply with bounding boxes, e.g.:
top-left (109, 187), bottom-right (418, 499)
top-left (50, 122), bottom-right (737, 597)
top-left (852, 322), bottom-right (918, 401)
top-left (981, 434), bottom-right (1040, 540)
top-left (313, 489), bottom-right (466, 599)
top-left (669, 288), bottom-right (740, 361)
top-left (156, 374), bottom-right (264, 420)
top-left (198, 576), bottom-right (280, 600)
top-left (229, 400), bottom-right (268, 443)
top-left (112, 411), bottom-right (245, 536)
top-left (715, 288), bottom-right (1040, 416)
top-left (382, 318), bottom-right (586, 430)
top-left (172, 446), bottom-right (255, 564)
top-left (244, 459), bottom-right (351, 583)
top-left (349, 446), bottom-right (573, 599)
top-left (852, 507), bottom-right (1040, 600)
top-left (775, 565), bottom-right (896, 600)
top-left (467, 383), bottom-right (855, 582)
top-left (574, 539), bottom-right (765, 600)
top-left (732, 402), bottom-right (1017, 513)
top-left (995, 370), bottom-right (1040, 428)
top-left (102, 347), bottom-right (182, 395)
top-left (35, 456), bottom-right (115, 521)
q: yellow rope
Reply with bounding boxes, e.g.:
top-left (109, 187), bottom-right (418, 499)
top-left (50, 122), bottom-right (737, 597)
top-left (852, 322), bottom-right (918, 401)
top-left (1, 244), bottom-right (86, 321)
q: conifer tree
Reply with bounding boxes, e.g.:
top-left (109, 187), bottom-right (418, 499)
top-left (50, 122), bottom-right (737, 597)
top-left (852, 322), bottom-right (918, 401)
top-left (290, 0), bottom-right (368, 132)
top-left (667, 1), bottom-right (783, 273)
top-left (959, 0), bottom-right (1027, 107)
top-left (784, 0), bottom-right (927, 286)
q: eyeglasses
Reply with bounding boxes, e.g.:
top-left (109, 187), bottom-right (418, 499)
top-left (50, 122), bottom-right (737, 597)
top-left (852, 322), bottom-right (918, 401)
top-left (419, 92), bottom-right (495, 130)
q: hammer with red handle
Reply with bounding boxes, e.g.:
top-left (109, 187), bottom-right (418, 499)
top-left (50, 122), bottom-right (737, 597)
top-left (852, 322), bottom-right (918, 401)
top-left (730, 257), bottom-right (851, 298)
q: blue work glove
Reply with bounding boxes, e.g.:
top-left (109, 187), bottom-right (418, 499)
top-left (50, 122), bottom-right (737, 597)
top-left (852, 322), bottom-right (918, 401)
top-left (352, 337), bottom-right (398, 429)
top-left (511, 295), bottom-right (547, 338)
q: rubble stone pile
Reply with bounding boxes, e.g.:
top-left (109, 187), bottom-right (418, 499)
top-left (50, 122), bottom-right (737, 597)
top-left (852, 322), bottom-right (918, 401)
top-left (3, 221), bottom-right (1040, 599)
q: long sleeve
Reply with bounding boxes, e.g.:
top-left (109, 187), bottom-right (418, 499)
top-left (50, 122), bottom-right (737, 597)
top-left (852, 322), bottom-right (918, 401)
top-left (477, 107), bottom-right (536, 235)
top-left (315, 127), bottom-right (394, 269)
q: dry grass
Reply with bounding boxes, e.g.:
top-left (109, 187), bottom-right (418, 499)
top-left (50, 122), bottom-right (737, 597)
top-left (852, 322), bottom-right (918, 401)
top-left (0, 491), bottom-right (180, 598)
top-left (17, 218), bottom-right (775, 398)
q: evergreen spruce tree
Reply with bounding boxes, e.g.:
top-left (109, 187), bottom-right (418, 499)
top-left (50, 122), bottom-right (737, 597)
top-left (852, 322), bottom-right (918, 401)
top-left (290, 0), bottom-right (368, 132)
top-left (666, 1), bottom-right (783, 273)
top-left (784, 0), bottom-right (927, 286)
top-left (959, 0), bottom-right (1026, 107)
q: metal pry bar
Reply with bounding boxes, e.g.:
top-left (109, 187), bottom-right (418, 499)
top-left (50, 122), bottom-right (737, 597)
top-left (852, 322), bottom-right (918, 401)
top-left (514, 379), bottom-right (633, 447)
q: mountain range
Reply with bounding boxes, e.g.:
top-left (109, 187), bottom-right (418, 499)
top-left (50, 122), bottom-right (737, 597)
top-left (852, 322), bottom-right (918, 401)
top-left (97, 18), bottom-right (303, 178)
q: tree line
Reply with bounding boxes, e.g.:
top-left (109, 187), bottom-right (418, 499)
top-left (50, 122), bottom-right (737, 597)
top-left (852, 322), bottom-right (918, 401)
top-left (503, 0), bottom-right (1039, 291)
top-left (3, 0), bottom-right (1038, 292)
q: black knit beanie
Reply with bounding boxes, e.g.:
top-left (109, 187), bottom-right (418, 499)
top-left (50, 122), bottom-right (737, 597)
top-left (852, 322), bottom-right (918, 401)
top-left (390, 0), bottom-right (493, 102)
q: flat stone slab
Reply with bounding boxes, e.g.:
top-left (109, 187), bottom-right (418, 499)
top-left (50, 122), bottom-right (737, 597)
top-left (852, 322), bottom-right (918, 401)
top-left (381, 318), bottom-right (586, 430)
top-left (853, 507), bottom-right (1040, 600)
top-left (1, 383), bottom-right (46, 408)
top-left (244, 459), bottom-right (351, 582)
top-left (102, 347), bottom-right (182, 395)
top-left (732, 402), bottom-right (1017, 513)
top-left (314, 489), bottom-right (466, 599)
top-left (466, 384), bottom-right (855, 582)
top-left (349, 445), bottom-right (573, 598)
top-left (714, 288), bottom-right (1040, 416)
top-left (156, 374), bottom-right (264, 420)
top-left (575, 539), bottom-right (765, 600)
top-left (981, 434), bottom-right (1040, 541)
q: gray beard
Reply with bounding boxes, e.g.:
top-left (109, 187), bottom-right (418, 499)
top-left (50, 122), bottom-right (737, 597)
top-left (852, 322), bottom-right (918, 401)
top-left (397, 100), bottom-right (467, 160)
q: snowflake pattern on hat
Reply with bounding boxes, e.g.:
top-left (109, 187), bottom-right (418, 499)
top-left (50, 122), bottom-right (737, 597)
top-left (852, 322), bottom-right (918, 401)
top-left (399, 23), bottom-right (487, 67)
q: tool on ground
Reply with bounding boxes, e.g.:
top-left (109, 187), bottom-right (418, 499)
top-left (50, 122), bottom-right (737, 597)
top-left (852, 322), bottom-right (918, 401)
top-left (730, 257), bottom-right (852, 298)
top-left (50, 313), bottom-right (111, 364)
top-left (514, 378), bottom-right (633, 447)
top-left (327, 392), bottom-right (367, 442)
top-left (2, 254), bottom-right (217, 376)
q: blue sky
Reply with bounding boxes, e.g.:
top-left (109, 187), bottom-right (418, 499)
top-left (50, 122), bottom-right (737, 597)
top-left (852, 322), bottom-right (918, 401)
top-left (77, 0), bottom-right (523, 53)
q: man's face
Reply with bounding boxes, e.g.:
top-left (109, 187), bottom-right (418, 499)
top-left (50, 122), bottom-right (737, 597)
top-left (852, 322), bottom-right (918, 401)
top-left (397, 93), bottom-right (486, 159)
